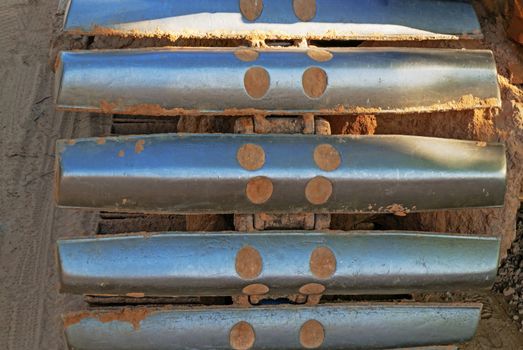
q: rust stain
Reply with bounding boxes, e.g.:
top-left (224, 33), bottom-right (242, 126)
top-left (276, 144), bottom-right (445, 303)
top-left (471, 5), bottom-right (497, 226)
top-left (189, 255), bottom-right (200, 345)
top-left (230, 321), bottom-right (256, 350)
top-left (237, 143), bottom-right (265, 171)
top-left (293, 0), bottom-right (316, 22)
top-left (235, 48), bottom-right (259, 62)
top-left (96, 137), bottom-right (106, 145)
top-left (235, 245), bottom-right (263, 280)
top-left (118, 150), bottom-right (125, 157)
top-left (245, 176), bottom-right (273, 204)
top-left (310, 246), bottom-right (336, 279)
top-left (242, 283), bottom-right (270, 295)
top-left (302, 67), bottom-right (328, 99)
top-left (239, 0), bottom-right (264, 22)
top-left (313, 144), bottom-right (341, 171)
top-left (63, 307), bottom-right (151, 330)
top-left (307, 49), bottom-right (333, 62)
top-left (299, 283), bottom-right (325, 295)
top-left (305, 176), bottom-right (333, 205)
top-left (244, 67), bottom-right (270, 99)
top-left (299, 319), bottom-right (325, 349)
top-left (134, 139), bottom-right (145, 154)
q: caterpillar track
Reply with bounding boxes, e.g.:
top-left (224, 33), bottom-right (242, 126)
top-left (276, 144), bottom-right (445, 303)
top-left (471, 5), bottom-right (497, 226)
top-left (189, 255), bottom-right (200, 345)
top-left (54, 1), bottom-right (505, 349)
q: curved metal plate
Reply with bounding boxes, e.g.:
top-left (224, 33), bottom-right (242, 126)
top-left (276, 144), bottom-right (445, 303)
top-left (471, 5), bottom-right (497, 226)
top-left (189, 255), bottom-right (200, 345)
top-left (57, 232), bottom-right (500, 296)
top-left (54, 48), bottom-right (501, 116)
top-left (63, 304), bottom-right (481, 350)
top-left (63, 0), bottom-right (482, 41)
top-left (55, 134), bottom-right (506, 213)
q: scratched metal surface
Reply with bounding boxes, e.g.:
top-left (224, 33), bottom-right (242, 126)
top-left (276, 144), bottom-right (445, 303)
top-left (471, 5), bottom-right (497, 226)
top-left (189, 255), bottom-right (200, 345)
top-left (57, 231), bottom-right (500, 296)
top-left (63, 0), bottom-right (482, 40)
top-left (64, 304), bottom-right (481, 350)
top-left (55, 134), bottom-right (506, 213)
top-left (55, 48), bottom-right (500, 115)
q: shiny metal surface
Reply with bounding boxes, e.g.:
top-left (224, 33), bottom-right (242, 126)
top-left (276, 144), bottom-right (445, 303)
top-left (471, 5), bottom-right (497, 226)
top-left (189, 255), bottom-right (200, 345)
top-left (55, 48), bottom-right (501, 116)
top-left (57, 232), bottom-right (500, 296)
top-left (63, 0), bottom-right (482, 41)
top-left (55, 134), bottom-right (506, 214)
top-left (63, 304), bottom-right (481, 350)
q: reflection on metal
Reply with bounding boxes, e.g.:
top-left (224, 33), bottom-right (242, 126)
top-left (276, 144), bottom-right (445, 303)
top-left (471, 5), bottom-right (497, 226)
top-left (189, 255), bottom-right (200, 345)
top-left (57, 232), bottom-right (500, 296)
top-left (55, 134), bottom-right (506, 214)
top-left (54, 48), bottom-right (500, 116)
top-left (63, 304), bottom-right (481, 350)
top-left (63, 0), bottom-right (482, 41)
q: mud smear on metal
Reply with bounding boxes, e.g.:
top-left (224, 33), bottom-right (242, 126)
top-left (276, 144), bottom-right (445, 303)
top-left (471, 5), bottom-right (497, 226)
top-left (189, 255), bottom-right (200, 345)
top-left (65, 24), bottom-right (477, 42)
top-left (242, 283), bottom-right (270, 295)
top-left (386, 204), bottom-right (410, 217)
top-left (63, 307), bottom-right (151, 330)
top-left (230, 321), bottom-right (256, 350)
top-left (245, 176), bottom-right (273, 204)
top-left (293, 0), bottom-right (317, 22)
top-left (299, 283), bottom-right (325, 295)
top-left (309, 246), bottom-right (336, 279)
top-left (299, 319), bottom-right (325, 349)
top-left (134, 140), bottom-right (145, 154)
top-left (58, 95), bottom-right (500, 117)
top-left (126, 292), bottom-right (145, 298)
top-left (313, 144), bottom-right (341, 171)
top-left (237, 143), bottom-right (265, 171)
top-left (302, 67), bottom-right (328, 99)
top-left (305, 176), bottom-right (333, 205)
top-left (307, 49), bottom-right (333, 62)
top-left (244, 67), bottom-right (270, 99)
top-left (235, 49), bottom-right (259, 62)
top-left (235, 246), bottom-right (263, 279)
top-left (239, 0), bottom-right (264, 22)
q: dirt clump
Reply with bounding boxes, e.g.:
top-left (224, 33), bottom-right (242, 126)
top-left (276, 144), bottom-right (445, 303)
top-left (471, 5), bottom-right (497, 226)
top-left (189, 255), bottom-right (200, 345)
top-left (494, 207), bottom-right (523, 331)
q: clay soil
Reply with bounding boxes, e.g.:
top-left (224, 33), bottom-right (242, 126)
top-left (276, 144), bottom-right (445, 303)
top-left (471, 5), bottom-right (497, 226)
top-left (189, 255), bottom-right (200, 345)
top-left (1, 0), bottom-right (523, 349)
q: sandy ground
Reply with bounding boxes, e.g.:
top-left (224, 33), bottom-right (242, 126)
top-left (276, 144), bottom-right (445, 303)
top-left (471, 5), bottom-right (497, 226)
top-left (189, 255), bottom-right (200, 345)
top-left (0, 1), bottom-right (104, 348)
top-left (0, 0), bottom-right (523, 349)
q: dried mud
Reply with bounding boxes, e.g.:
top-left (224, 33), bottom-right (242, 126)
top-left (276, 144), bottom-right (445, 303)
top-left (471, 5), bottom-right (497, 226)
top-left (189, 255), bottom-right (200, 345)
top-left (328, 2), bottom-right (523, 258)
top-left (2, 0), bottom-right (523, 349)
top-left (63, 307), bottom-right (151, 330)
